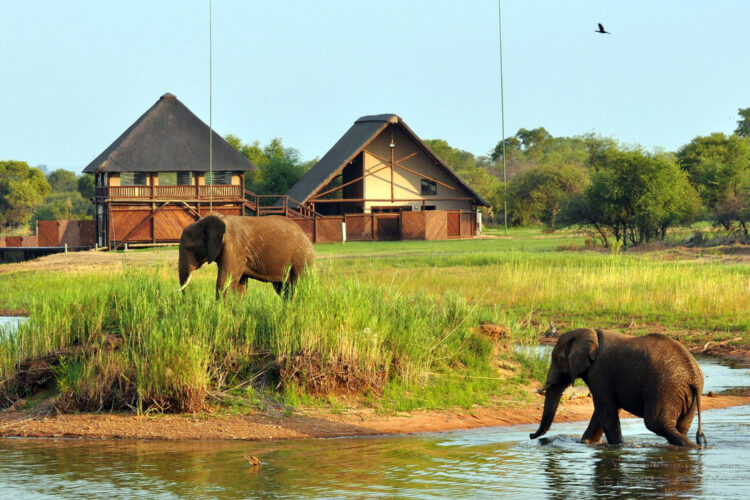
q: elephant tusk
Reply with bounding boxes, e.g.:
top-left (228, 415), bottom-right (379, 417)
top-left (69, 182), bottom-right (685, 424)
top-left (176, 274), bottom-right (192, 293)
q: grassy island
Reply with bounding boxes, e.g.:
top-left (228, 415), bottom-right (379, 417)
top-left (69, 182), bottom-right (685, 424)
top-left (1, 228), bottom-right (748, 417)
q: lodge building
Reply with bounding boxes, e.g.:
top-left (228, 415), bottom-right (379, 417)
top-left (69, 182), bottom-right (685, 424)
top-left (286, 114), bottom-right (489, 241)
top-left (83, 93), bottom-right (256, 248)
top-left (79, 94), bottom-right (488, 247)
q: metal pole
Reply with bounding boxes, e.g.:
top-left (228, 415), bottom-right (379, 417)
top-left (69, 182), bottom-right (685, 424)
top-left (498, 0), bottom-right (508, 235)
top-left (209, 0), bottom-right (214, 213)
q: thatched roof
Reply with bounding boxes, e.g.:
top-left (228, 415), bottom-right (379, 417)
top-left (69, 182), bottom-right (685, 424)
top-left (83, 93), bottom-right (256, 174)
top-left (286, 114), bottom-right (489, 206)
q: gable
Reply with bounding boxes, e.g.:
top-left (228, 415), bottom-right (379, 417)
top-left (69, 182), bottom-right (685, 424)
top-left (286, 114), bottom-right (489, 207)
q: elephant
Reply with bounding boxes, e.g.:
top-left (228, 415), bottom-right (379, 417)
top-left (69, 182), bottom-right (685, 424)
top-left (529, 328), bottom-right (706, 448)
top-left (177, 214), bottom-right (314, 298)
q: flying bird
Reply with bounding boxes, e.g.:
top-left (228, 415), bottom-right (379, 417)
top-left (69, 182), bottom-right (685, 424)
top-left (596, 23), bottom-right (611, 34)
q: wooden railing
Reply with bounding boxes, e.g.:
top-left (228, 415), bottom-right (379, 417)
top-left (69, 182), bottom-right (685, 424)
top-left (94, 184), bottom-right (320, 219)
top-left (96, 185), bottom-right (243, 200)
top-left (243, 191), bottom-right (321, 219)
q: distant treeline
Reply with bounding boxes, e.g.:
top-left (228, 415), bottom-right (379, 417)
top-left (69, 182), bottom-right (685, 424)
top-left (0, 161), bottom-right (94, 234)
top-left (2, 107), bottom-right (749, 246)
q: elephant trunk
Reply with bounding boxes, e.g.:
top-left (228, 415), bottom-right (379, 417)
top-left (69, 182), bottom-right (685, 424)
top-left (177, 246), bottom-right (199, 293)
top-left (529, 384), bottom-right (566, 439)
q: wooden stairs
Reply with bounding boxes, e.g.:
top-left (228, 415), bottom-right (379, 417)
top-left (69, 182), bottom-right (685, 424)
top-left (243, 191), bottom-right (320, 219)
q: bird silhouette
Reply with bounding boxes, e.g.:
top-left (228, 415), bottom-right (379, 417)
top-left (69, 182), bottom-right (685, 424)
top-left (596, 23), bottom-right (611, 34)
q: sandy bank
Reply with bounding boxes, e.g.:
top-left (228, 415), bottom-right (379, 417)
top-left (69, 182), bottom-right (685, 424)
top-left (2, 390), bottom-right (748, 442)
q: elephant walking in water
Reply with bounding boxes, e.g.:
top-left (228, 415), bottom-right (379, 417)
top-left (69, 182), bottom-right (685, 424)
top-left (530, 328), bottom-right (706, 448)
top-left (178, 214), bottom-right (314, 298)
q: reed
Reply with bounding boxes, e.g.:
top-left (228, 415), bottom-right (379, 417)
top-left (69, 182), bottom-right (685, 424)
top-left (0, 266), bottom-right (498, 412)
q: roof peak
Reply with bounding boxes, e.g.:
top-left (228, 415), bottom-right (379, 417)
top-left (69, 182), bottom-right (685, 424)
top-left (160, 92), bottom-right (177, 100)
top-left (355, 114), bottom-right (399, 124)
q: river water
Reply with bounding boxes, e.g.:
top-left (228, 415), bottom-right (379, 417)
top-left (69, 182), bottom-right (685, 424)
top-left (1, 318), bottom-right (749, 498)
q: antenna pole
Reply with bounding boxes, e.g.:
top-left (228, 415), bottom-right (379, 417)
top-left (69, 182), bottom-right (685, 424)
top-left (209, 0), bottom-right (214, 212)
top-left (498, 0), bottom-right (508, 235)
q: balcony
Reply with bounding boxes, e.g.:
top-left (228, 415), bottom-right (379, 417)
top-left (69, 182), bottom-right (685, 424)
top-left (95, 185), bottom-right (243, 201)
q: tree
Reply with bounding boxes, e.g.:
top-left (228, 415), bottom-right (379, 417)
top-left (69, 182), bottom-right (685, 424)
top-left (34, 192), bottom-right (92, 222)
top-left (565, 150), bottom-right (701, 246)
top-left (581, 133), bottom-right (618, 171)
top-left (77, 174), bottom-right (95, 200)
top-left (0, 160), bottom-right (51, 229)
top-left (47, 169), bottom-right (78, 192)
top-left (676, 132), bottom-right (750, 230)
top-left (508, 163), bottom-right (588, 230)
top-left (424, 139), bottom-right (504, 220)
top-left (226, 135), bottom-right (311, 195)
top-left (736, 107), bottom-right (750, 138)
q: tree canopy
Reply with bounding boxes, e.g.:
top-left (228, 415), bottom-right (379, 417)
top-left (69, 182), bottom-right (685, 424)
top-left (0, 161), bottom-right (51, 229)
top-left (563, 149), bottom-right (701, 246)
top-left (46, 169), bottom-right (78, 193)
top-left (225, 135), bottom-right (313, 196)
top-left (676, 132), bottom-right (750, 232)
top-left (736, 107), bottom-right (750, 138)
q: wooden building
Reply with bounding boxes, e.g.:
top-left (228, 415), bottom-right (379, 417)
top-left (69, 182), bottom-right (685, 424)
top-left (83, 93), bottom-right (257, 248)
top-left (286, 114), bottom-right (489, 241)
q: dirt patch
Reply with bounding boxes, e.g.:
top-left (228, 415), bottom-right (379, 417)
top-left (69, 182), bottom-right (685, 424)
top-left (478, 322), bottom-right (511, 341)
top-left (279, 351), bottom-right (387, 397)
top-left (0, 248), bottom-right (179, 274)
top-left (690, 342), bottom-right (750, 362)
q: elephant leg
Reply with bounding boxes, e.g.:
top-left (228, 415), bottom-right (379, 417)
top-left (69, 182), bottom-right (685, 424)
top-left (593, 399), bottom-right (623, 445)
top-left (273, 281), bottom-right (294, 299)
top-left (645, 412), bottom-right (698, 448)
top-left (273, 270), bottom-right (296, 299)
top-left (216, 267), bottom-right (230, 299)
top-left (581, 410), bottom-right (604, 444)
top-left (676, 395), bottom-right (698, 436)
top-left (676, 413), bottom-right (695, 436)
top-left (234, 275), bottom-right (250, 295)
top-left (216, 267), bottom-right (243, 298)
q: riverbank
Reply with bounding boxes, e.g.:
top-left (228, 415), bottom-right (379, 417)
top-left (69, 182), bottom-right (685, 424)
top-left (2, 234), bottom-right (749, 442)
top-left (2, 385), bottom-right (749, 441)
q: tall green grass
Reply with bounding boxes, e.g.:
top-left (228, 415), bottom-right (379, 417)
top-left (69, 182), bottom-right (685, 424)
top-left (1, 266), bottom-right (508, 412)
top-left (325, 251), bottom-right (750, 333)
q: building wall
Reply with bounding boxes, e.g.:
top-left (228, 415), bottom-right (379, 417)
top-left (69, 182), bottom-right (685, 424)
top-left (361, 126), bottom-right (474, 213)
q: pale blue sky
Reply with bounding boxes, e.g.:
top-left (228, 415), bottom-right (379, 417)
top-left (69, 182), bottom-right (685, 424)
top-left (2, 1), bottom-right (749, 172)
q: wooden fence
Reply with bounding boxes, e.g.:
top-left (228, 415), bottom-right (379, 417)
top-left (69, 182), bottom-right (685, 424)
top-left (108, 203), bottom-right (241, 246)
top-left (38, 220), bottom-right (95, 247)
top-left (292, 210), bottom-right (477, 243)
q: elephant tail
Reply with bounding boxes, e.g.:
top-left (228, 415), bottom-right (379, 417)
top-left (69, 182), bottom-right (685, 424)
top-left (692, 384), bottom-right (707, 448)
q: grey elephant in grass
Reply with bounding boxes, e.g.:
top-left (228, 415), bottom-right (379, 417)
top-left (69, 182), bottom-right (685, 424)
top-left (530, 328), bottom-right (707, 448)
top-left (178, 214), bottom-right (314, 298)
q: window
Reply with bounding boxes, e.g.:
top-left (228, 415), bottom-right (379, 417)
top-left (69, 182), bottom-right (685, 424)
top-left (159, 172), bottom-right (177, 186)
top-left (371, 206), bottom-right (412, 214)
top-left (177, 172), bottom-right (194, 185)
top-left (120, 172), bottom-right (148, 186)
top-left (205, 171), bottom-right (232, 185)
top-left (420, 179), bottom-right (437, 195)
top-left (159, 172), bottom-right (194, 186)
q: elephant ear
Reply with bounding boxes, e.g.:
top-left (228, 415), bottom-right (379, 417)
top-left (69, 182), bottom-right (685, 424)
top-left (203, 215), bottom-right (226, 264)
top-left (567, 328), bottom-right (599, 380)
